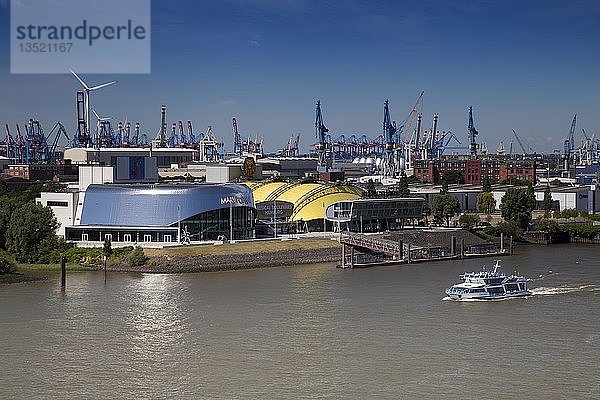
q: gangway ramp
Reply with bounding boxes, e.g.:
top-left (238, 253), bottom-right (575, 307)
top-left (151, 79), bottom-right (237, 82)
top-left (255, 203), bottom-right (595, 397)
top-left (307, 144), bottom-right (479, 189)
top-left (339, 232), bottom-right (407, 259)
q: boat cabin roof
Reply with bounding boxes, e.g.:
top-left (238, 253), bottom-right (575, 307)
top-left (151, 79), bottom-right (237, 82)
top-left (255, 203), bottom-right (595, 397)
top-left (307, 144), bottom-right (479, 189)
top-left (453, 282), bottom-right (485, 289)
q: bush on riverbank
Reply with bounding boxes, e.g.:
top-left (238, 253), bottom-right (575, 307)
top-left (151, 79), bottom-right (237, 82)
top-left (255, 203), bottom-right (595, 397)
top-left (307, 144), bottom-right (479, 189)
top-left (558, 224), bottom-right (600, 239)
top-left (483, 220), bottom-right (523, 240)
top-left (65, 246), bottom-right (136, 266)
top-left (128, 247), bottom-right (148, 267)
top-left (0, 252), bottom-right (17, 274)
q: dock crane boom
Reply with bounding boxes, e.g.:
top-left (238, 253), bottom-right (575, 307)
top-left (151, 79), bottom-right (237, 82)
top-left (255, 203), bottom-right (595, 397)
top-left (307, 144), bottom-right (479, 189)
top-left (47, 121), bottom-right (69, 161)
top-left (512, 129), bottom-right (528, 155)
top-left (563, 114), bottom-right (577, 155)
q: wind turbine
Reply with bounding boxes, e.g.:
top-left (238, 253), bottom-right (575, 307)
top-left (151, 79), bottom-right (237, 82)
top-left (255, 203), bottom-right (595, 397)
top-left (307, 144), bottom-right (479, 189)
top-left (92, 109), bottom-right (112, 147)
top-left (69, 68), bottom-right (116, 142)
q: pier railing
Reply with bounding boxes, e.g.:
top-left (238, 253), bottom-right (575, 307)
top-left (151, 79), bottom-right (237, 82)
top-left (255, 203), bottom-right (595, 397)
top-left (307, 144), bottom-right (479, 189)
top-left (339, 232), bottom-right (404, 257)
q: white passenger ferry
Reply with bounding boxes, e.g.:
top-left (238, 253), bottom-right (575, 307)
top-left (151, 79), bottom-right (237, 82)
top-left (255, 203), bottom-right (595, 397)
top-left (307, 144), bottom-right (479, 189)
top-left (445, 260), bottom-right (531, 301)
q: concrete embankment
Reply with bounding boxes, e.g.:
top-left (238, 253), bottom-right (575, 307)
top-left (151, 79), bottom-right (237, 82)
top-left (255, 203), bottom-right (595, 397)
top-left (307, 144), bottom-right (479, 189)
top-left (111, 239), bottom-right (343, 273)
top-left (107, 229), bottom-right (504, 273)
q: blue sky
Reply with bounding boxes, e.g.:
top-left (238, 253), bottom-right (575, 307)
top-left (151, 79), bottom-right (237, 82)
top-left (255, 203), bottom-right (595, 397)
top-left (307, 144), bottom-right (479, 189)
top-left (1, 0), bottom-right (599, 154)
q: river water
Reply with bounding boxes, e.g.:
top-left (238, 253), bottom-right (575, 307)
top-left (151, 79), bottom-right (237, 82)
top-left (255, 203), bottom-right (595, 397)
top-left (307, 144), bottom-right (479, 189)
top-left (1, 245), bottom-right (598, 399)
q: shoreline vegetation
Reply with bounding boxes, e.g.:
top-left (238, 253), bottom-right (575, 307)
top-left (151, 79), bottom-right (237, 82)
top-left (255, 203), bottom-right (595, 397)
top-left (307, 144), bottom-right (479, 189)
top-left (0, 263), bottom-right (97, 284)
top-left (2, 226), bottom-right (600, 284)
top-left (1, 239), bottom-right (343, 283)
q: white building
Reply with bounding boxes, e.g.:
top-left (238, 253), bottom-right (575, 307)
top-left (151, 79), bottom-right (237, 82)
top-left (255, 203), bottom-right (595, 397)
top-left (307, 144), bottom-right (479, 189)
top-left (493, 185), bottom-right (598, 212)
top-left (37, 191), bottom-right (79, 237)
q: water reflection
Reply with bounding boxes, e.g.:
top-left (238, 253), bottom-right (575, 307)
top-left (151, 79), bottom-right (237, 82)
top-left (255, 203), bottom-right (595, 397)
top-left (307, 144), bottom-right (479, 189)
top-left (126, 274), bottom-right (187, 360)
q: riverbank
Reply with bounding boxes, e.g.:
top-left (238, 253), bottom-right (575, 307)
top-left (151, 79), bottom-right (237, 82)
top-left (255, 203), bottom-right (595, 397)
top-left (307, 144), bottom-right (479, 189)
top-left (5, 229), bottom-right (594, 278)
top-left (111, 229), bottom-right (503, 273)
top-left (116, 238), bottom-right (343, 273)
top-left (0, 263), bottom-right (96, 284)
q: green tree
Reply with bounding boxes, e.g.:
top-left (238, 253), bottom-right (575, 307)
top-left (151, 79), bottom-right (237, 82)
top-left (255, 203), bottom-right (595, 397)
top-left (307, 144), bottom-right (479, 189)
top-left (458, 214), bottom-right (480, 230)
top-left (500, 188), bottom-right (535, 230)
top-left (561, 209), bottom-right (579, 220)
top-left (128, 247), bottom-right (148, 267)
top-left (103, 236), bottom-right (113, 259)
top-left (432, 194), bottom-right (461, 227)
top-left (441, 170), bottom-right (464, 185)
top-left (5, 203), bottom-right (59, 263)
top-left (476, 192), bottom-right (496, 214)
top-left (487, 220), bottom-right (522, 238)
top-left (441, 179), bottom-right (449, 195)
top-left (526, 182), bottom-right (536, 210)
top-left (535, 217), bottom-right (560, 234)
top-left (542, 186), bottom-right (553, 217)
top-left (552, 210), bottom-right (562, 219)
top-left (397, 173), bottom-right (410, 197)
top-left (36, 236), bottom-right (68, 264)
top-left (482, 175), bottom-right (492, 193)
top-left (0, 251), bottom-right (16, 274)
top-left (0, 196), bottom-right (16, 250)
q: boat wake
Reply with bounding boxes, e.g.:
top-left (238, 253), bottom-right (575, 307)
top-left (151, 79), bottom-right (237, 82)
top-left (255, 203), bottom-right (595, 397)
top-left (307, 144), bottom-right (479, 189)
top-left (531, 284), bottom-right (600, 296)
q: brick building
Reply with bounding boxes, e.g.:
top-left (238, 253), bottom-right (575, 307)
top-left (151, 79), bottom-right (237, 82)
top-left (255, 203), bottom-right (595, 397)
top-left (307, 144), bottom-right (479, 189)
top-left (413, 155), bottom-right (535, 184)
top-left (3, 161), bottom-right (78, 182)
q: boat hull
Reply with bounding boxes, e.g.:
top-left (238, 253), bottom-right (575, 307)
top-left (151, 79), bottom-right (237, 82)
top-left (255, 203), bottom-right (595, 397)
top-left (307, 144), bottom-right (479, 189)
top-left (446, 291), bottom-right (532, 301)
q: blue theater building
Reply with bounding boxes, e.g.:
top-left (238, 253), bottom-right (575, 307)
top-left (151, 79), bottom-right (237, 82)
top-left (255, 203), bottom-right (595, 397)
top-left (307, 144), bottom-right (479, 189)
top-left (65, 184), bottom-right (256, 243)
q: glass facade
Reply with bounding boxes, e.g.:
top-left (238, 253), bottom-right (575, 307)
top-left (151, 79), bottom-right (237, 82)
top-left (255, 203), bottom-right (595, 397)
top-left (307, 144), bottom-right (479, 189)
top-left (326, 198), bottom-right (425, 233)
top-left (66, 206), bottom-right (256, 243)
top-left (180, 206), bottom-right (256, 241)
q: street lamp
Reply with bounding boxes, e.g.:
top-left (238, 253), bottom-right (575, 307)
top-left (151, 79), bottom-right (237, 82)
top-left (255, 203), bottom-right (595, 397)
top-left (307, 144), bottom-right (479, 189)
top-left (273, 199), bottom-right (277, 238)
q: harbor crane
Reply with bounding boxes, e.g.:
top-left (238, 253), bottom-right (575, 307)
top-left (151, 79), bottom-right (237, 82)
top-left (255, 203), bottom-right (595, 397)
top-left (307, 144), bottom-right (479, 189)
top-left (512, 129), bottom-right (529, 156)
top-left (314, 100), bottom-right (330, 171)
top-left (467, 106), bottom-right (479, 156)
top-left (381, 99), bottom-right (398, 177)
top-left (47, 121), bottom-right (70, 162)
top-left (563, 114), bottom-right (577, 156)
top-left (232, 117), bottom-right (243, 156)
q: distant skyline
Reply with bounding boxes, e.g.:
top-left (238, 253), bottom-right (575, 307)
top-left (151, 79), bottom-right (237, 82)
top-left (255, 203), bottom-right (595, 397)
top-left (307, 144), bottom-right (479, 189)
top-left (1, 0), bottom-right (599, 154)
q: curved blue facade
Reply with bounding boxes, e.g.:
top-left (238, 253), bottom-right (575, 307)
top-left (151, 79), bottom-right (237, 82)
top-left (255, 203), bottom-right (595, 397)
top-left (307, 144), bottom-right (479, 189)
top-left (80, 183), bottom-right (254, 227)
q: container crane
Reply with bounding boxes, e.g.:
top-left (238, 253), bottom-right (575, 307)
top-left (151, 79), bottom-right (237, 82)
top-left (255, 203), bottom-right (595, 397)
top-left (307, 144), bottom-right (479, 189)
top-left (178, 121), bottom-right (187, 146)
top-left (2, 124), bottom-right (14, 159)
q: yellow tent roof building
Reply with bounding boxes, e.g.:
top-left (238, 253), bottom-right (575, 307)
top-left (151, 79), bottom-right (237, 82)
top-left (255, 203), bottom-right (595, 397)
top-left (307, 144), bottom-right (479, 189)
top-left (246, 182), bottom-right (363, 222)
